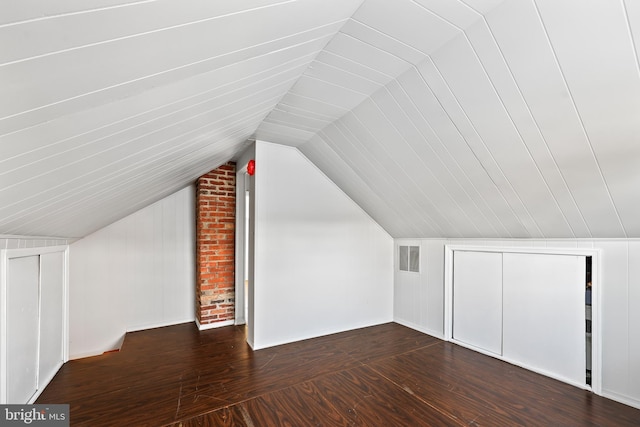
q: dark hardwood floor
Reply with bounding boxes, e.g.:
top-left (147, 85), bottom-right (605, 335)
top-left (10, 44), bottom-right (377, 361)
top-left (37, 322), bottom-right (640, 426)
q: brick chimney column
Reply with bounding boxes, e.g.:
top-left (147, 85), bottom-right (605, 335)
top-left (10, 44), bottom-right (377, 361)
top-left (195, 162), bottom-right (236, 328)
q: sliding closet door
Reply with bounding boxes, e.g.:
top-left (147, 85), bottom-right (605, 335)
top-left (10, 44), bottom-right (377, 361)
top-left (6, 256), bottom-right (40, 404)
top-left (502, 253), bottom-right (585, 386)
top-left (452, 251), bottom-right (502, 355)
top-left (38, 252), bottom-right (65, 391)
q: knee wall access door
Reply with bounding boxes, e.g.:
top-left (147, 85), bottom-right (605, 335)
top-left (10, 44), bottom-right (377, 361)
top-left (1, 246), bottom-right (68, 404)
top-left (448, 247), bottom-right (594, 391)
top-left (502, 252), bottom-right (585, 388)
top-left (452, 251), bottom-right (503, 356)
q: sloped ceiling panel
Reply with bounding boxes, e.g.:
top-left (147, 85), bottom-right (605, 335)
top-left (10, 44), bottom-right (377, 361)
top-left (3, 0), bottom-right (640, 240)
top-left (0, 0), bottom-right (364, 237)
top-left (300, 0), bottom-right (640, 238)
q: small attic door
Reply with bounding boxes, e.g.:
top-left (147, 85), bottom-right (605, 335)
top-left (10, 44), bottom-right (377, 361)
top-left (1, 246), bottom-right (68, 404)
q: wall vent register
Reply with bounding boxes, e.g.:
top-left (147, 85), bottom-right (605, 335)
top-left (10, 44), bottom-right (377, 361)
top-left (399, 246), bottom-right (419, 272)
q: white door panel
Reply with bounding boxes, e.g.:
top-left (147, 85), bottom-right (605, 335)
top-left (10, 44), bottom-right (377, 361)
top-left (6, 256), bottom-right (40, 404)
top-left (453, 251), bottom-right (503, 355)
top-left (502, 253), bottom-right (585, 386)
top-left (39, 252), bottom-right (65, 390)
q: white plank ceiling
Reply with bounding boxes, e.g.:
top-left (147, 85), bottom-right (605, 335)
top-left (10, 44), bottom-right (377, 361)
top-left (2, 0), bottom-right (640, 239)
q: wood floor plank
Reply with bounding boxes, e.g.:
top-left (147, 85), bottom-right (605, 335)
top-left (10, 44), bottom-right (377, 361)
top-left (241, 381), bottom-right (350, 426)
top-left (36, 322), bottom-right (640, 426)
top-left (320, 322), bottom-right (441, 363)
top-left (313, 365), bottom-right (463, 426)
top-left (370, 344), bottom-right (541, 426)
top-left (371, 342), bottom-right (640, 427)
top-left (164, 405), bottom-right (250, 427)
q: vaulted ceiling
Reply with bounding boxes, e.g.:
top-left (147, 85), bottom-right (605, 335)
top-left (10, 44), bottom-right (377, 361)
top-left (2, 0), bottom-right (640, 239)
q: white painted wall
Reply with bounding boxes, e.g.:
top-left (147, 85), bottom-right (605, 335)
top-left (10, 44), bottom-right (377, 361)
top-left (69, 186), bottom-right (196, 359)
top-left (394, 238), bottom-right (640, 410)
top-left (252, 141), bottom-right (393, 349)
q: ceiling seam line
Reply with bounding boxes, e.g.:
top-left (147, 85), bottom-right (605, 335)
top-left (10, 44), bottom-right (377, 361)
top-left (621, 0), bottom-right (640, 95)
top-left (296, 74), bottom-right (372, 97)
top-left (458, 0), bottom-right (483, 16)
top-left (448, 0), bottom-right (484, 17)
top-left (408, 1), bottom-right (469, 31)
top-left (0, 0), bottom-right (158, 28)
top-left (348, 17), bottom-right (429, 59)
top-left (337, 29), bottom-right (417, 66)
top-left (311, 59), bottom-right (387, 86)
top-left (271, 107), bottom-right (334, 123)
top-left (279, 92), bottom-right (350, 113)
top-left (318, 50), bottom-right (396, 81)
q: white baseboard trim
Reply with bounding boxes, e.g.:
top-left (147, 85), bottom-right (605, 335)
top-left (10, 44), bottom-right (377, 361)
top-left (196, 319), bottom-right (235, 330)
top-left (28, 361), bottom-right (64, 403)
top-left (69, 350), bottom-right (105, 360)
top-left (394, 318), bottom-right (444, 340)
top-left (70, 319), bottom-right (196, 360)
top-left (126, 318), bottom-right (195, 333)
top-left (602, 390), bottom-right (640, 410)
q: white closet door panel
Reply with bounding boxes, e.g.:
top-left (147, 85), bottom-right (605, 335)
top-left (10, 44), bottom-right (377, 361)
top-left (6, 256), bottom-right (40, 404)
top-left (38, 252), bottom-right (65, 390)
top-left (453, 251), bottom-right (502, 355)
top-left (502, 253), bottom-right (585, 386)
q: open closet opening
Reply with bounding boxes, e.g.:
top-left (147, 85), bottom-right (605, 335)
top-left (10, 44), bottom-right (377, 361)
top-left (243, 183), bottom-right (250, 326)
top-left (235, 156), bottom-right (255, 348)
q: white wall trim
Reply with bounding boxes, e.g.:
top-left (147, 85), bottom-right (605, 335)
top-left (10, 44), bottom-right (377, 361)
top-left (394, 318), bottom-right (444, 340)
top-left (602, 390), bottom-right (640, 411)
top-left (196, 319), bottom-right (234, 330)
top-left (444, 245), bottom-right (602, 395)
top-left (0, 235), bottom-right (71, 241)
top-left (0, 250), bottom-right (7, 404)
top-left (69, 350), bottom-right (105, 361)
top-left (126, 319), bottom-right (195, 334)
top-left (235, 164), bottom-right (248, 327)
top-left (235, 144), bottom-right (256, 343)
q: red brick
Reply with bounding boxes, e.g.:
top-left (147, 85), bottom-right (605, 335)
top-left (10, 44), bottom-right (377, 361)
top-left (195, 161), bottom-right (237, 326)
